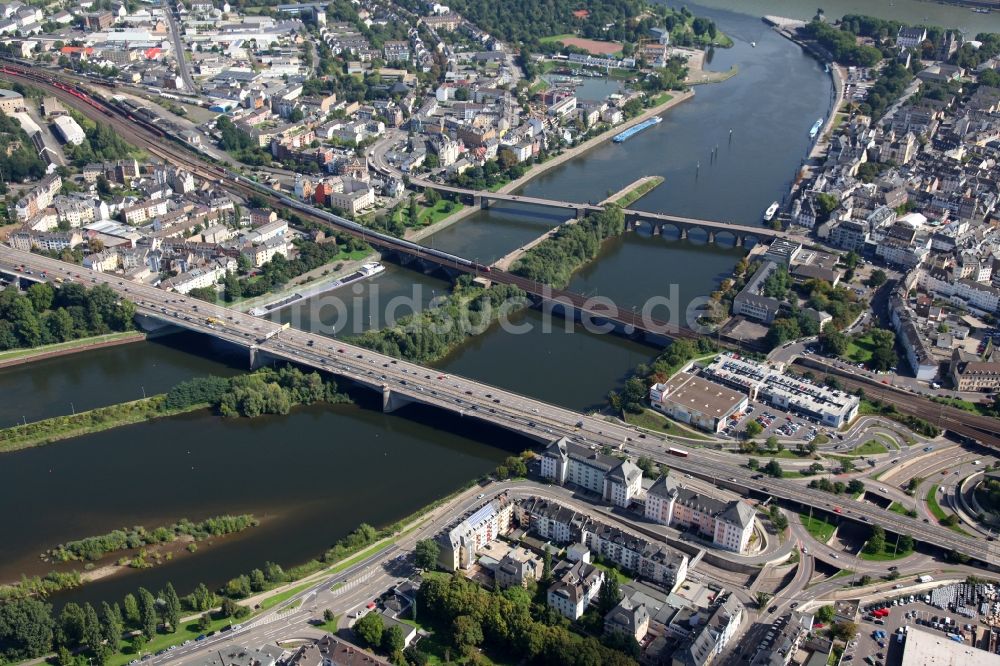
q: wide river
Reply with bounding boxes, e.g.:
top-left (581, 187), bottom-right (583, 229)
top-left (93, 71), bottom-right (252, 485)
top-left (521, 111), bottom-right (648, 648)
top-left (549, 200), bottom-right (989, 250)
top-left (1, 0), bottom-right (984, 606)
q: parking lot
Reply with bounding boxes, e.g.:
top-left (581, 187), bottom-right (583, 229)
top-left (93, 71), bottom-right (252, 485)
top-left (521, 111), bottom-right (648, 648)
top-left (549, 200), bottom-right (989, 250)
top-left (723, 401), bottom-right (830, 442)
top-left (849, 582), bottom-right (1000, 665)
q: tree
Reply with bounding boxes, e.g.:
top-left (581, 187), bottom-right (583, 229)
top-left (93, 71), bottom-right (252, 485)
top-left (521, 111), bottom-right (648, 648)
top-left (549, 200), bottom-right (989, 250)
top-left (867, 269), bottom-right (887, 288)
top-left (414, 539), bottom-right (440, 570)
top-left (745, 421), bottom-right (763, 439)
top-left (748, 458), bottom-right (760, 470)
top-left (99, 602), bottom-right (123, 648)
top-left (381, 625), bottom-right (404, 655)
top-left (123, 593), bottom-right (139, 627)
top-left (865, 525), bottom-right (886, 555)
top-left (820, 330), bottom-right (850, 356)
top-left (197, 613), bottom-right (211, 632)
top-left (82, 603), bottom-right (102, 651)
top-left (0, 598), bottom-right (55, 661)
top-left (636, 456), bottom-right (656, 476)
top-left (57, 603), bottom-right (86, 649)
top-left (161, 583), bottom-right (181, 633)
top-left (816, 606), bottom-right (835, 623)
top-left (597, 576), bottom-right (621, 616)
top-left (424, 187), bottom-right (440, 206)
top-left (764, 459), bottom-right (784, 478)
top-left (898, 534), bottom-right (914, 552)
top-left (847, 479), bottom-right (865, 495)
top-left (137, 588), bottom-right (157, 638)
top-left (249, 568), bottom-right (267, 593)
top-left (755, 591), bottom-right (772, 608)
top-left (354, 612), bottom-right (383, 648)
top-left (452, 615), bottom-right (483, 650)
top-left (542, 549), bottom-right (552, 583)
top-left (322, 609), bottom-right (335, 623)
top-left (766, 436), bottom-right (779, 451)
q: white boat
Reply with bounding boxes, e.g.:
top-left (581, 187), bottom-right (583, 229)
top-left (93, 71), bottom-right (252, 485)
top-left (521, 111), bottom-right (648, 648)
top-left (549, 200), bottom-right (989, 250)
top-left (763, 201), bottom-right (779, 221)
top-left (360, 262), bottom-right (386, 277)
top-left (809, 118), bottom-right (823, 139)
top-left (750, 41), bottom-right (756, 48)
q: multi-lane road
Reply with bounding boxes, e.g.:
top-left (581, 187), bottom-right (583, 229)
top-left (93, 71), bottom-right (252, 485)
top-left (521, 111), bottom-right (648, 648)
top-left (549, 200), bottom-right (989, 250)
top-left (4, 246), bottom-right (1000, 570)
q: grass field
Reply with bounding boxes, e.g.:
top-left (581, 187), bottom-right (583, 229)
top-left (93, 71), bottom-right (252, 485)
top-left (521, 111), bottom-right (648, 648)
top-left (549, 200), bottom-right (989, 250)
top-left (926, 485), bottom-right (948, 521)
top-left (625, 409), bottom-right (709, 440)
top-left (889, 502), bottom-right (916, 518)
top-left (851, 439), bottom-right (889, 456)
top-left (845, 333), bottom-right (879, 364)
top-left (258, 581), bottom-right (313, 611)
top-left (613, 176), bottom-right (664, 207)
top-left (800, 513), bottom-right (836, 542)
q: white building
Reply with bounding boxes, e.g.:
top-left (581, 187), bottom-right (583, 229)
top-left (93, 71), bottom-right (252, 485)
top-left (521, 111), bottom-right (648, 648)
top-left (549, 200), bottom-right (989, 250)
top-left (650, 373), bottom-right (748, 434)
top-left (645, 477), bottom-right (755, 554)
top-left (539, 437), bottom-right (642, 507)
top-left (437, 494), bottom-right (514, 571)
top-left (546, 560), bottom-right (604, 620)
top-left (52, 115), bottom-right (85, 145)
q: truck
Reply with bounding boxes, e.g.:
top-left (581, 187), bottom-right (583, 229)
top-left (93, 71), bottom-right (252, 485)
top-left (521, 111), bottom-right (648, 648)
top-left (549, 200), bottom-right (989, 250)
top-left (918, 575), bottom-right (934, 584)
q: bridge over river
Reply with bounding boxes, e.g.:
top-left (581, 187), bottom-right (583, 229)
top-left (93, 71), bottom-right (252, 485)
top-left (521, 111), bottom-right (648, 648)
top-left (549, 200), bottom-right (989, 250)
top-left (3, 246), bottom-right (999, 569)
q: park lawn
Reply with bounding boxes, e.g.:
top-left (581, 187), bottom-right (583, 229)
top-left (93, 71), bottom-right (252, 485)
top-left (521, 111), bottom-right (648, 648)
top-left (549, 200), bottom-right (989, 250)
top-left (419, 200), bottom-right (465, 226)
top-left (0, 331), bottom-right (142, 363)
top-left (648, 92), bottom-right (674, 107)
top-left (539, 33), bottom-right (575, 45)
top-left (800, 514), bottom-right (836, 542)
top-left (110, 614), bottom-right (235, 666)
top-left (258, 580), bottom-right (313, 611)
top-left (845, 333), bottom-right (878, 364)
top-left (624, 408), bottom-right (709, 440)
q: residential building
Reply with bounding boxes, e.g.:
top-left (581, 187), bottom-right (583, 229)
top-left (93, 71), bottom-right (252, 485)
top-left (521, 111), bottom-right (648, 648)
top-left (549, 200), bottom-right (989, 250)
top-left (649, 373), bottom-right (748, 434)
top-left (897, 26), bottom-right (928, 49)
top-left (547, 560), bottom-right (604, 620)
top-left (495, 546), bottom-right (543, 589)
top-left (437, 494), bottom-right (514, 571)
top-left (645, 476), bottom-right (756, 554)
top-left (950, 348), bottom-right (1000, 392)
top-left (732, 261), bottom-right (782, 323)
top-left (673, 596), bottom-right (744, 666)
top-left (604, 593), bottom-right (650, 643)
top-left (286, 634), bottom-right (391, 666)
top-left (539, 437), bottom-right (642, 507)
top-left (582, 522), bottom-right (688, 593)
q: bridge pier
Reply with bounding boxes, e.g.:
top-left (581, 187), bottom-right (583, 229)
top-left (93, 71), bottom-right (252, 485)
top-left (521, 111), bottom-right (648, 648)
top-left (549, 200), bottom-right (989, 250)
top-left (382, 387), bottom-right (413, 413)
top-left (736, 234), bottom-right (745, 248)
top-left (679, 227), bottom-right (688, 241)
top-left (707, 230), bottom-right (716, 244)
top-left (575, 207), bottom-right (587, 220)
top-left (651, 222), bottom-right (662, 236)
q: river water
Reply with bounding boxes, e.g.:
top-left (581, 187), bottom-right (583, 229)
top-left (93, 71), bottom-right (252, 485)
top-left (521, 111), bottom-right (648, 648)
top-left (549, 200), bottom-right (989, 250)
top-left (3, 0), bottom-right (983, 605)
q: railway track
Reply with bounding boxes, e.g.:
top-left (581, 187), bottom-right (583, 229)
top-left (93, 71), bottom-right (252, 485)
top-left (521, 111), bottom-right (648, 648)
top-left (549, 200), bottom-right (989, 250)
top-left (793, 357), bottom-right (1000, 448)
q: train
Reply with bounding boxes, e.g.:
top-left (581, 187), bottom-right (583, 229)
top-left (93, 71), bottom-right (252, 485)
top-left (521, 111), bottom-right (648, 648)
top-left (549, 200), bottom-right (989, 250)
top-left (226, 171), bottom-right (492, 274)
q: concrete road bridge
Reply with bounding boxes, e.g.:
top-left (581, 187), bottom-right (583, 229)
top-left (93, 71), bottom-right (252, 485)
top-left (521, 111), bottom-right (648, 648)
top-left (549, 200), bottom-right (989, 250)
top-left (4, 246), bottom-right (1000, 569)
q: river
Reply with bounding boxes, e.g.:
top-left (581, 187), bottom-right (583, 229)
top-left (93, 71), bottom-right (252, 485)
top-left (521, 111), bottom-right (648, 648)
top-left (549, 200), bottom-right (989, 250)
top-left (8, 0), bottom-right (985, 605)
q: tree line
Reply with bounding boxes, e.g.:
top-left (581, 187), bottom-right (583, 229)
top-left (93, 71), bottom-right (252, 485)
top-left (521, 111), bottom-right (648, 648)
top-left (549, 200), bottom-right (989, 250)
top-left (0, 112), bottom-right (47, 187)
top-left (46, 515), bottom-right (258, 563)
top-left (0, 282), bottom-right (135, 352)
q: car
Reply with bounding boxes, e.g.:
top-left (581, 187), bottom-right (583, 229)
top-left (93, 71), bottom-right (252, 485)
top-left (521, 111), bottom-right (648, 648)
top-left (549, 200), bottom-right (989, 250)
top-left (790, 602), bottom-right (799, 609)
top-left (923, 446), bottom-right (934, 452)
top-left (768, 605), bottom-right (778, 613)
top-left (477, 493), bottom-right (485, 499)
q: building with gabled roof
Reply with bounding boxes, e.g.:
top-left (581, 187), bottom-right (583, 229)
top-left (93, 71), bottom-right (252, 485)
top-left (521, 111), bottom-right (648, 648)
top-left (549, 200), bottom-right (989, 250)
top-left (645, 476), bottom-right (755, 554)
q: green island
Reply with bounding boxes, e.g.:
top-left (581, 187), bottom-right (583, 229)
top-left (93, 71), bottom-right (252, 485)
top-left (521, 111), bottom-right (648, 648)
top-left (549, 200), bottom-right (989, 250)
top-left (0, 366), bottom-right (350, 453)
top-left (511, 206), bottom-right (626, 289)
top-left (350, 278), bottom-right (529, 364)
top-left (611, 176), bottom-right (665, 207)
top-left (46, 515), bottom-right (259, 564)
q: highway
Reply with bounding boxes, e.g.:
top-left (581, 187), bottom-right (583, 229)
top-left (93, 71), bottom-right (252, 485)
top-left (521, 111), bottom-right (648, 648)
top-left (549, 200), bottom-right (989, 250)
top-left (4, 247), bottom-right (1000, 571)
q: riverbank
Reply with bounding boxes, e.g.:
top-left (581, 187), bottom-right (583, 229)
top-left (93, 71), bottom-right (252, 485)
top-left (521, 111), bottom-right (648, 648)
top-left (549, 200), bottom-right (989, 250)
top-left (495, 90), bottom-right (695, 196)
top-left (233, 251), bottom-right (379, 314)
top-left (0, 331), bottom-right (146, 369)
